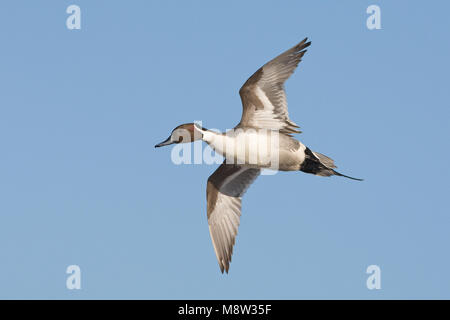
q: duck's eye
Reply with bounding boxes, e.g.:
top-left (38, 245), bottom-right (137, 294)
top-left (178, 136), bottom-right (184, 143)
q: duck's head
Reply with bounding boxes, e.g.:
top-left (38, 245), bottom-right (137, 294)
top-left (154, 123), bottom-right (204, 148)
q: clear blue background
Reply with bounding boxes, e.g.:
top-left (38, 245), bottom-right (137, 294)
top-left (0, 0), bottom-right (449, 299)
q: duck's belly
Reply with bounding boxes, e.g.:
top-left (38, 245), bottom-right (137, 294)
top-left (203, 130), bottom-right (306, 171)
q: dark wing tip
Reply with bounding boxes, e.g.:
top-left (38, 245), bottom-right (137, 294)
top-left (291, 38), bottom-right (311, 61)
top-left (219, 261), bottom-right (230, 274)
top-left (224, 259), bottom-right (230, 273)
top-left (297, 37), bottom-right (311, 50)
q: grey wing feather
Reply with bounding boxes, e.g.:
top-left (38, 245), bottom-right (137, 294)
top-left (238, 38), bottom-right (311, 135)
top-left (206, 163), bottom-right (260, 273)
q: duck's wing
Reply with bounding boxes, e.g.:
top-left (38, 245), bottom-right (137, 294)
top-left (237, 38), bottom-right (311, 135)
top-left (207, 162), bottom-right (260, 273)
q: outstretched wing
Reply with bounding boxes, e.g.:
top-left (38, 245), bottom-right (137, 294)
top-left (238, 38), bottom-right (311, 135)
top-left (206, 163), bottom-right (260, 273)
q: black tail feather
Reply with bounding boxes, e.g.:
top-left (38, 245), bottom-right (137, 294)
top-left (300, 147), bottom-right (363, 181)
top-left (332, 170), bottom-right (363, 181)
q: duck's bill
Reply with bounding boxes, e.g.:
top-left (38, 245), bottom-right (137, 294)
top-left (155, 137), bottom-right (173, 148)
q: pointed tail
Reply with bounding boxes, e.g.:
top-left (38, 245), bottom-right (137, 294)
top-left (300, 148), bottom-right (363, 181)
top-left (331, 169), bottom-right (363, 181)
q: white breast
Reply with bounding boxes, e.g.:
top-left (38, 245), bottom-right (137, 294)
top-left (203, 129), bottom-right (280, 167)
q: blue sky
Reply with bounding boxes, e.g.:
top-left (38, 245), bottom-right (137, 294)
top-left (0, 1), bottom-right (449, 299)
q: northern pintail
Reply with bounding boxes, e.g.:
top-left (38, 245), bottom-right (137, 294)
top-left (155, 38), bottom-right (362, 273)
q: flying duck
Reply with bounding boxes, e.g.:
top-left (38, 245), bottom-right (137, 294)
top-left (155, 38), bottom-right (362, 273)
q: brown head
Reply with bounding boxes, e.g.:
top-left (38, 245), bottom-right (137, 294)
top-left (154, 123), bottom-right (203, 148)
